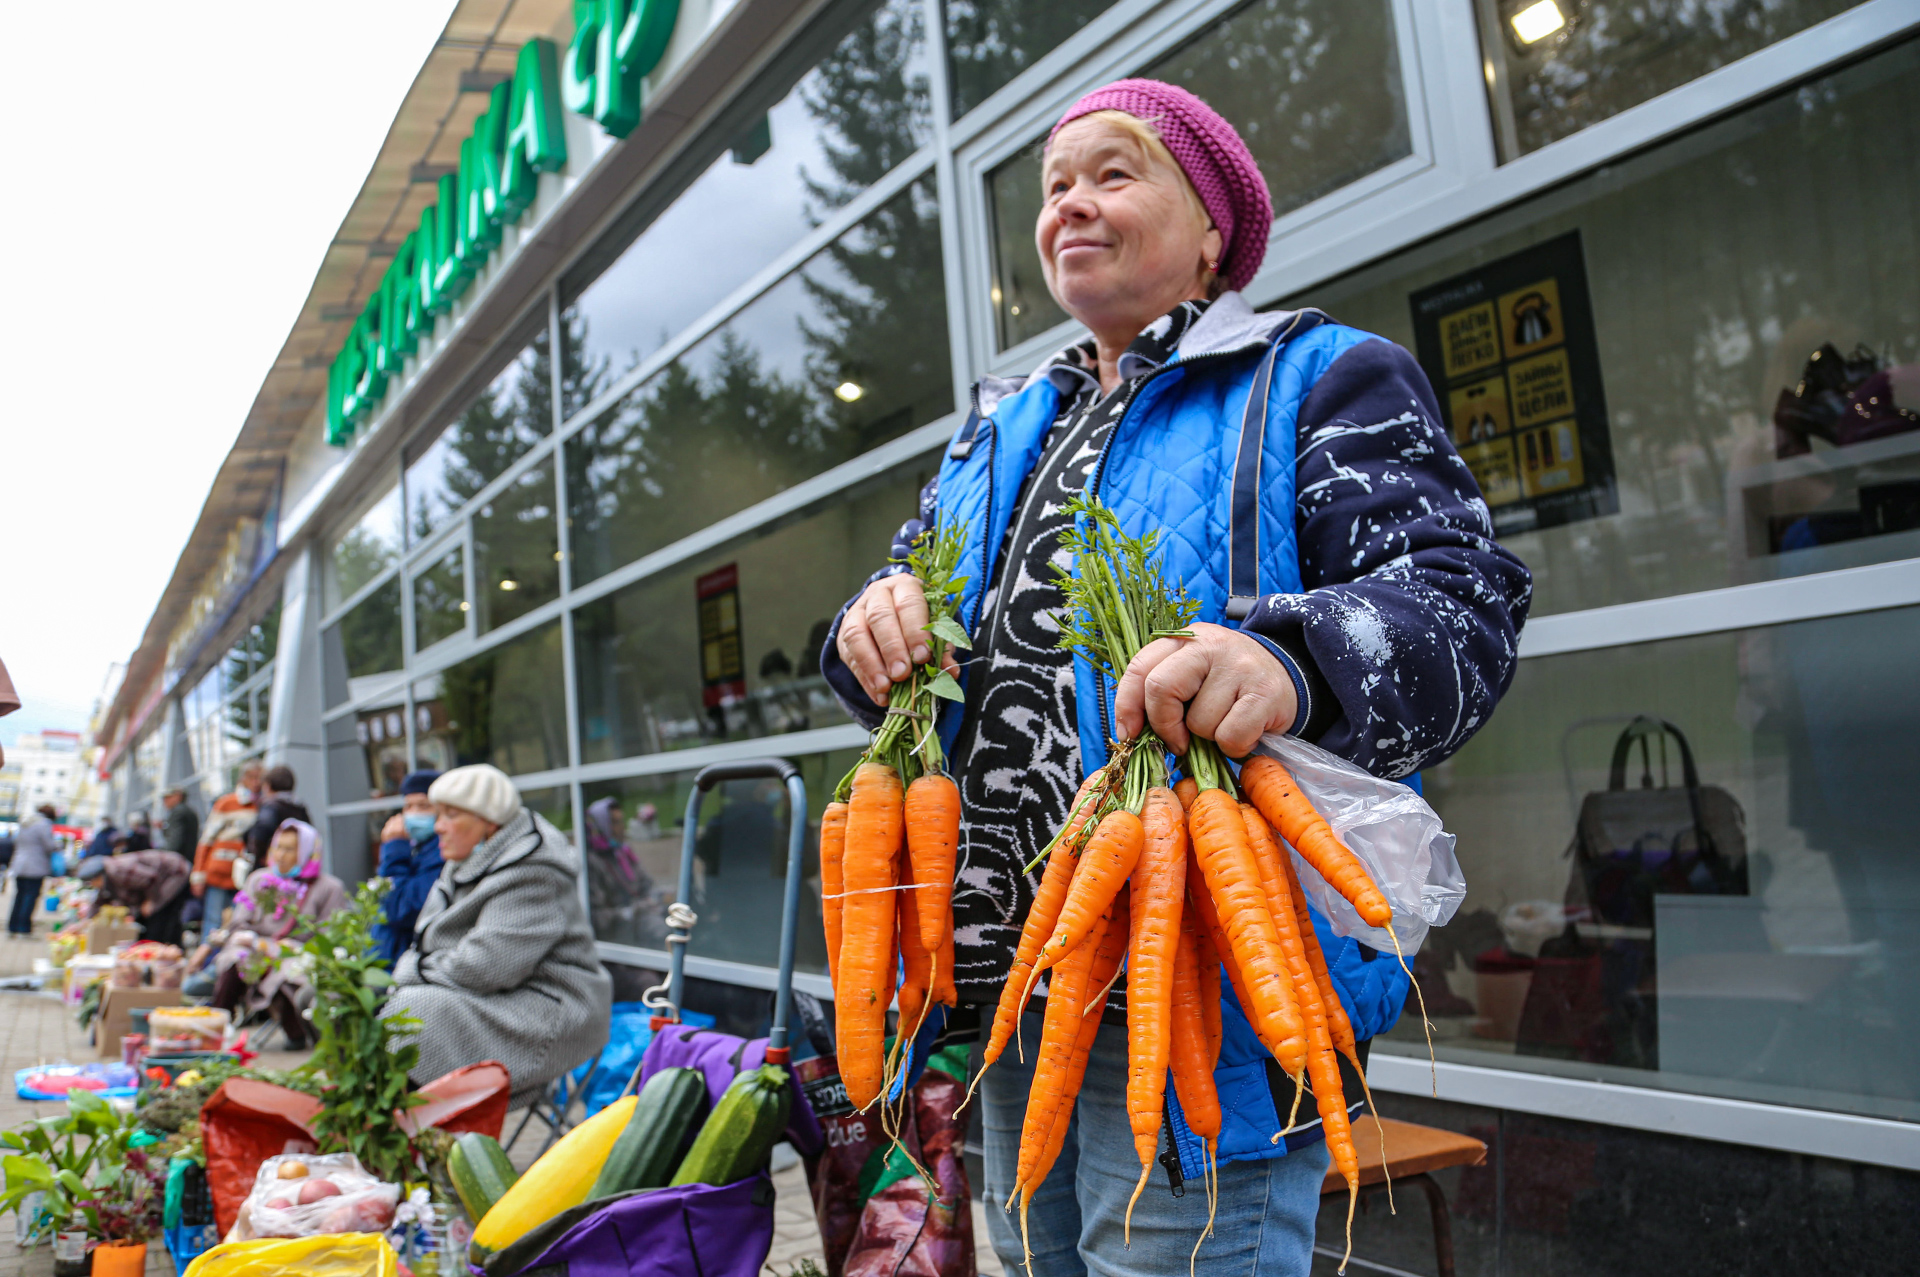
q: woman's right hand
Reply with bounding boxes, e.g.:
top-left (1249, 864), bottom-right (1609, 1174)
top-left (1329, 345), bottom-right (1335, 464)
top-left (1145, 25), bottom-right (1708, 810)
top-left (380, 813), bottom-right (407, 843)
top-left (836, 574), bottom-right (958, 706)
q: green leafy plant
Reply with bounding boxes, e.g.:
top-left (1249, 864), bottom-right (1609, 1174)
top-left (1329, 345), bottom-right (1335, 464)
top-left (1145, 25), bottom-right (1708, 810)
top-left (0, 1089), bottom-right (137, 1245)
top-left (82, 1146), bottom-right (165, 1244)
top-left (286, 879), bottom-right (426, 1182)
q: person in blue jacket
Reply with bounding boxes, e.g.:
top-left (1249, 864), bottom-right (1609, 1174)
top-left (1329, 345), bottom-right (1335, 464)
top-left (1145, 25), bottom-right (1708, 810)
top-left (371, 770), bottom-right (443, 967)
top-left (823, 81), bottom-right (1531, 1276)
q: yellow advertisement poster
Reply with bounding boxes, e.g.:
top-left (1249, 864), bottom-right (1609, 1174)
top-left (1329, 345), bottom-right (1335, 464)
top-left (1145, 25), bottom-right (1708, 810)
top-left (1409, 231), bottom-right (1615, 532)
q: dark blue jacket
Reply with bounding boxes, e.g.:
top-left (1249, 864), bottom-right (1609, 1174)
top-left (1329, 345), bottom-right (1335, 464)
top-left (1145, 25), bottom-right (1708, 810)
top-left (372, 834), bottom-right (443, 967)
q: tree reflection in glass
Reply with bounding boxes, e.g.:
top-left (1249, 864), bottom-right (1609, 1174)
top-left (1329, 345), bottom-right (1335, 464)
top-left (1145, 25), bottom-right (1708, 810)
top-left (405, 332), bottom-right (557, 548)
top-left (566, 172), bottom-right (949, 586)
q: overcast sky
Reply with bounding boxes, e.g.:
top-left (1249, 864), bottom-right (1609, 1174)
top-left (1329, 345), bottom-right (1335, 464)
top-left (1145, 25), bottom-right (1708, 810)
top-left (0, 2), bottom-right (459, 752)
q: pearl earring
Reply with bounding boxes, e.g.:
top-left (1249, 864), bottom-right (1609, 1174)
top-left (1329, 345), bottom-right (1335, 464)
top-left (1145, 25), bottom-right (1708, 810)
top-left (1207, 259), bottom-right (1219, 272)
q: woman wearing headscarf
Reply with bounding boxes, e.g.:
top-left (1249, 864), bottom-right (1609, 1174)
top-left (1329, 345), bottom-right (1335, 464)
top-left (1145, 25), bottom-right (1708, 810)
top-left (387, 765), bottom-right (612, 1109)
top-left (824, 81), bottom-right (1532, 1275)
top-left (583, 796), bottom-right (661, 946)
top-left (197, 818), bottom-right (347, 1049)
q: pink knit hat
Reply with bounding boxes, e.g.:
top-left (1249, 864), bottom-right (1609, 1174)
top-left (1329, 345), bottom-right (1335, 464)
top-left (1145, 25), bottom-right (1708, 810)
top-left (1050, 79), bottom-right (1274, 292)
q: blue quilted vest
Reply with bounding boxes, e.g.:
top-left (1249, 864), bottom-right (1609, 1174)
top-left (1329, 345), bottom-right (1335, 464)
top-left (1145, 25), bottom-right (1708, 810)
top-left (931, 307), bottom-right (1410, 1168)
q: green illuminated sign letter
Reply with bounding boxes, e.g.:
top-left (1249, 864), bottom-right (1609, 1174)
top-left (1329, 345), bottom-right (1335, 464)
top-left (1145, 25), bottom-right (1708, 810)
top-left (498, 38), bottom-right (569, 222)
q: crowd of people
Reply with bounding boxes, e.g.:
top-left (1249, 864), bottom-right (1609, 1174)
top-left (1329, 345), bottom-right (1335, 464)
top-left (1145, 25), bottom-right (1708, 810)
top-left (3, 757), bottom-right (610, 1104)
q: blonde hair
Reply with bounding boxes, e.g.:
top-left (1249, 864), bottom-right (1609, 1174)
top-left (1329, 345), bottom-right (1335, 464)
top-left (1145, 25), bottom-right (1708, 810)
top-left (1043, 109), bottom-right (1220, 293)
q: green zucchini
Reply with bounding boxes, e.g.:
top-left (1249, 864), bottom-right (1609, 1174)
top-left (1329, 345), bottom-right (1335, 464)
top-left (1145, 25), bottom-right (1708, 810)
top-left (589, 1066), bottom-right (710, 1198)
top-left (669, 1064), bottom-right (791, 1188)
top-left (447, 1132), bottom-right (519, 1222)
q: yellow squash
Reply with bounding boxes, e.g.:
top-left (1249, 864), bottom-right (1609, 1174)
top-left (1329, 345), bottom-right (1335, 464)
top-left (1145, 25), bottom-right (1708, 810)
top-left (470, 1094), bottom-right (639, 1255)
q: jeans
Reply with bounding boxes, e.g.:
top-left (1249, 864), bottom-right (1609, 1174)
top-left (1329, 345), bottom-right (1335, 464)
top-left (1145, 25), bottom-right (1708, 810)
top-left (980, 1010), bottom-right (1328, 1277)
top-left (8, 877), bottom-right (43, 934)
top-left (202, 886), bottom-right (234, 934)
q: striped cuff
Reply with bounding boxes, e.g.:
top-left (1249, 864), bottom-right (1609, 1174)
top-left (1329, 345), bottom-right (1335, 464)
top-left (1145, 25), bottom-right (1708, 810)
top-left (1241, 630), bottom-right (1319, 740)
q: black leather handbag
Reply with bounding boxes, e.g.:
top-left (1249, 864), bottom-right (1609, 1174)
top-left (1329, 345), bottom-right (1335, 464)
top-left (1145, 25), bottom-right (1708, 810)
top-left (1567, 716), bottom-right (1748, 928)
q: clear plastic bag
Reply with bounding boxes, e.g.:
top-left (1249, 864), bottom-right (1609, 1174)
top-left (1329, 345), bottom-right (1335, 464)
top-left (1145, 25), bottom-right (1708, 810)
top-left (240, 1152), bottom-right (400, 1240)
top-left (1252, 732), bottom-right (1466, 954)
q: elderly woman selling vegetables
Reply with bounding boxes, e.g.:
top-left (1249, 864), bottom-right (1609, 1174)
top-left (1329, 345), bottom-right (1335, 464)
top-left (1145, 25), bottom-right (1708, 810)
top-left (386, 764), bottom-right (612, 1109)
top-left (825, 80), bottom-right (1531, 1276)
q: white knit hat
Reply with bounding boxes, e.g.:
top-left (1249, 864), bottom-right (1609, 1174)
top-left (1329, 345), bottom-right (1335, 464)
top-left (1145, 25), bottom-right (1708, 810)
top-left (428, 764), bottom-right (522, 827)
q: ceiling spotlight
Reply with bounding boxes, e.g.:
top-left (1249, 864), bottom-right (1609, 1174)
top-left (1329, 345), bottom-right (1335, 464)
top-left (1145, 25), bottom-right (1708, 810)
top-left (1509, 0), bottom-right (1567, 44)
top-left (834, 381), bottom-right (864, 403)
top-left (458, 601), bottom-right (471, 612)
top-left (499, 578), bottom-right (519, 592)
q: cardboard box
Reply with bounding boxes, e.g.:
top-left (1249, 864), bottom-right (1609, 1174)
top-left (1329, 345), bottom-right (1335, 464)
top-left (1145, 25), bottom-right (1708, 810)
top-left (85, 918), bottom-right (141, 955)
top-left (97, 988), bottom-right (187, 1059)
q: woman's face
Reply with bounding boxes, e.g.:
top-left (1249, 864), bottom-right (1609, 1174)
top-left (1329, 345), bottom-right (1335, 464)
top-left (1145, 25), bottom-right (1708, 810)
top-left (268, 830), bottom-right (301, 875)
top-left (1036, 117), bottom-right (1221, 338)
top-left (435, 805), bottom-right (500, 861)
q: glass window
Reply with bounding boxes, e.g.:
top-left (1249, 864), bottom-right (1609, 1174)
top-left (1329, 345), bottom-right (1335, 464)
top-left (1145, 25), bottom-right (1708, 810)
top-left (580, 748), bottom-right (853, 973)
top-left (519, 785), bottom-right (574, 840)
top-left (412, 546), bottom-right (467, 651)
top-left (561, 0), bottom-right (931, 412)
top-left (574, 465), bottom-right (925, 762)
top-left (323, 576), bottom-right (404, 708)
top-left (987, 0), bottom-right (1413, 349)
top-left (566, 178), bottom-right (950, 586)
top-left (405, 337), bottom-right (553, 546)
top-left (330, 484), bottom-right (404, 610)
top-left (1476, 0), bottom-right (1864, 161)
top-left (944, 0), bottom-right (1117, 120)
top-left (1398, 604), bottom-right (1920, 1123)
top-left (1296, 39), bottom-right (1920, 618)
top-left (472, 460), bottom-right (560, 633)
top-left (413, 620), bottom-right (567, 776)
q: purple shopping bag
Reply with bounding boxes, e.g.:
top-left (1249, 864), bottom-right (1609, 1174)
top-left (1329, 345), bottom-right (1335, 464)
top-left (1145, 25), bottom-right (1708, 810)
top-left (481, 1175), bottom-right (777, 1277)
top-left (483, 1025), bottom-right (825, 1277)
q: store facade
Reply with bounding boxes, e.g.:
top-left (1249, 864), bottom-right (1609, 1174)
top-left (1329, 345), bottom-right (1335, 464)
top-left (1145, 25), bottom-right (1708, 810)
top-left (98, 0), bottom-right (1919, 1269)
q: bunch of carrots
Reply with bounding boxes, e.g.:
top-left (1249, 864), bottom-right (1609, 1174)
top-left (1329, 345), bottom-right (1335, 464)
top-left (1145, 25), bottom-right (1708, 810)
top-left (820, 518), bottom-right (971, 1114)
top-left (819, 500), bottom-right (1408, 1275)
top-left (962, 499), bottom-right (1401, 1274)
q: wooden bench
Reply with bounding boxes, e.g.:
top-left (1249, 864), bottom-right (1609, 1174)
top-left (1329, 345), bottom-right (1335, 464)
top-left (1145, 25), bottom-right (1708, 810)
top-left (1320, 1115), bottom-right (1488, 1277)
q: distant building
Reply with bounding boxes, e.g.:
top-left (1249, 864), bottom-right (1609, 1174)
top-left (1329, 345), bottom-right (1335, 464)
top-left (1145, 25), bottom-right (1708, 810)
top-left (9, 730), bottom-right (82, 819)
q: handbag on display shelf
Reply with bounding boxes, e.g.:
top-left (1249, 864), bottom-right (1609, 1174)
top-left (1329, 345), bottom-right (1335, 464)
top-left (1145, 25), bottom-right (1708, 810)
top-left (1515, 717), bottom-right (1750, 1069)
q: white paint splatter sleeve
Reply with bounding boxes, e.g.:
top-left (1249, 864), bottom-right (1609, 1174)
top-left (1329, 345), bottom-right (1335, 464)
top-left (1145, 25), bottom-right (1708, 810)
top-left (1243, 338), bottom-right (1534, 779)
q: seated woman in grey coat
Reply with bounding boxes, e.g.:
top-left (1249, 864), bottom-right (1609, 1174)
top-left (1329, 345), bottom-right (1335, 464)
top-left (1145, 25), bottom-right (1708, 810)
top-left (387, 764), bottom-right (612, 1107)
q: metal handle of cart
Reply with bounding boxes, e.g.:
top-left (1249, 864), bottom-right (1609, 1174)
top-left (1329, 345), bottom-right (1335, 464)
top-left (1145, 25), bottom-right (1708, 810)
top-left (639, 757), bottom-right (807, 1064)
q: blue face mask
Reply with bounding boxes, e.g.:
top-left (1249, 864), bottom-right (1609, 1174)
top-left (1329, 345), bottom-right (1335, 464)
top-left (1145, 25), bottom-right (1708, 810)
top-left (404, 814), bottom-right (438, 843)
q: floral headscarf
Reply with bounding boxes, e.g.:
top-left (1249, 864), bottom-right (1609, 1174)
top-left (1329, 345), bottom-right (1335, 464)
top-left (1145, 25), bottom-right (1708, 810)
top-left (587, 797), bottom-right (642, 888)
top-left (235, 818), bottom-right (323, 929)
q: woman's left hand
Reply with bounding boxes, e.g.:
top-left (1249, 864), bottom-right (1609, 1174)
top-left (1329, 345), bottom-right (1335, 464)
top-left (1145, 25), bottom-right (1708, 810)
top-left (1114, 622), bottom-right (1298, 757)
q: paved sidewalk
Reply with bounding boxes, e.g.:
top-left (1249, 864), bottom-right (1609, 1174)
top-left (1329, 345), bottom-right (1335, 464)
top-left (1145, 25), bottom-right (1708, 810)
top-left (0, 883), bottom-right (1000, 1276)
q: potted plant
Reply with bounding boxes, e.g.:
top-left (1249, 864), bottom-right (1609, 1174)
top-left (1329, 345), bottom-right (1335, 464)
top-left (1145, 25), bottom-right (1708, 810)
top-left (82, 1146), bottom-right (165, 1276)
top-left (0, 1089), bottom-right (135, 1274)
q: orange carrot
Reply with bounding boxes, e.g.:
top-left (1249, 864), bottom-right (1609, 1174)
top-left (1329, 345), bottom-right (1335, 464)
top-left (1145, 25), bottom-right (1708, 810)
top-left (1186, 850), bottom-right (1263, 1056)
top-left (821, 800), bottom-right (848, 988)
top-left (1035, 810), bottom-right (1145, 970)
top-left (1170, 914), bottom-right (1222, 1268)
top-left (1281, 844), bottom-right (1390, 1202)
top-left (1123, 788), bottom-right (1188, 1236)
top-left (1191, 907), bottom-right (1223, 1071)
top-left (839, 762), bottom-right (903, 1110)
top-left (1169, 916), bottom-right (1221, 1145)
top-left (1033, 898), bottom-right (1127, 1183)
top-left (897, 869), bottom-right (934, 1043)
top-left (904, 773), bottom-right (960, 955)
top-left (1241, 755), bottom-right (1392, 929)
top-left (1012, 905), bottom-right (1108, 1200)
top-left (934, 926), bottom-right (958, 1008)
top-left (982, 773), bottom-right (1102, 1075)
top-left (1187, 788), bottom-right (1307, 1082)
top-left (1174, 776), bottom-right (1198, 811)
